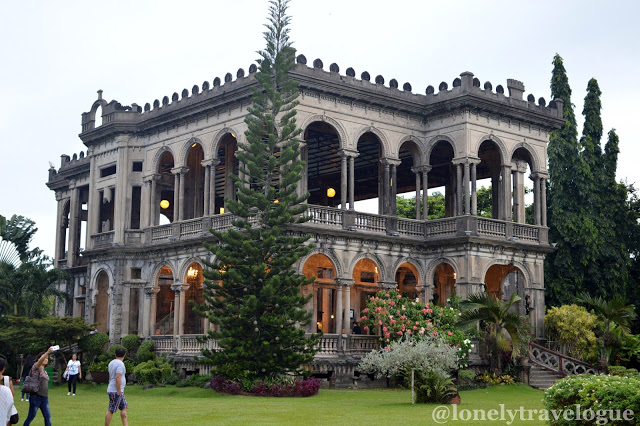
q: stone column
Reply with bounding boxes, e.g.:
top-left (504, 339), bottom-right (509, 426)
top-left (456, 163), bottom-right (463, 216)
top-left (335, 280), bottom-right (343, 335)
top-left (343, 280), bottom-right (353, 336)
top-left (349, 155), bottom-right (356, 210)
top-left (179, 283), bottom-right (189, 336)
top-left (149, 287), bottom-right (159, 337)
top-left (413, 168), bottom-right (421, 220)
top-left (311, 285), bottom-right (318, 333)
top-left (464, 161), bottom-right (470, 215)
top-left (501, 164), bottom-right (512, 221)
top-left (203, 162), bottom-right (211, 216)
top-left (53, 195), bottom-right (65, 267)
top-left (141, 175), bottom-right (153, 228)
top-left (210, 159), bottom-right (219, 215)
top-left (67, 181), bottom-right (78, 267)
top-left (471, 161), bottom-right (478, 216)
top-left (172, 283), bottom-right (182, 336)
top-left (422, 168), bottom-right (430, 220)
top-left (172, 169), bottom-right (180, 222)
top-left (383, 161), bottom-right (390, 215)
top-left (178, 167), bottom-right (187, 222)
top-left (339, 151), bottom-right (347, 210)
top-left (540, 174), bottom-right (548, 226)
top-left (514, 160), bottom-right (528, 223)
top-left (390, 161), bottom-right (398, 216)
top-left (532, 174), bottom-right (541, 225)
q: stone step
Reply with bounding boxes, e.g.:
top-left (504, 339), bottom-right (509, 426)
top-left (529, 364), bottom-right (564, 390)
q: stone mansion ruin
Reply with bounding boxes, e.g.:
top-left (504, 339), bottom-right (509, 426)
top-left (47, 55), bottom-right (563, 383)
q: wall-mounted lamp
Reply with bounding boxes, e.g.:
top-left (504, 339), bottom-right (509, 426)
top-left (160, 199), bottom-right (170, 209)
top-left (330, 314), bottom-right (335, 319)
top-left (453, 272), bottom-right (457, 280)
top-left (220, 207), bottom-right (225, 214)
top-left (187, 267), bottom-right (199, 278)
top-left (327, 187), bottom-right (336, 198)
top-left (274, 199), bottom-right (279, 204)
top-left (231, 133), bottom-right (236, 138)
top-left (191, 143), bottom-right (197, 148)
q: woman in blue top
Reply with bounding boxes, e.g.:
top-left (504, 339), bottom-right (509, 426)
top-left (63, 353), bottom-right (81, 396)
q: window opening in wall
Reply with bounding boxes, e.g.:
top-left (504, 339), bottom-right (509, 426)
top-left (99, 188), bottom-right (115, 232)
top-left (95, 105), bottom-right (103, 127)
top-left (317, 267), bottom-right (333, 280)
top-left (100, 165), bottom-right (117, 178)
top-left (130, 186), bottom-right (141, 229)
top-left (360, 271), bottom-right (375, 283)
top-left (155, 266), bottom-right (175, 335)
top-left (156, 151), bottom-right (175, 224)
top-left (130, 267), bottom-right (142, 280)
top-left (132, 161), bottom-right (143, 172)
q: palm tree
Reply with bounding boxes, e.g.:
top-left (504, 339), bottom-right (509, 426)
top-left (577, 292), bottom-right (637, 366)
top-left (458, 292), bottom-right (524, 374)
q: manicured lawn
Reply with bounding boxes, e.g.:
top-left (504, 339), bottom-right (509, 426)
top-left (14, 383), bottom-right (546, 425)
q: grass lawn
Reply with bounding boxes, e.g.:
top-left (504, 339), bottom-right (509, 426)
top-left (13, 383), bottom-right (546, 425)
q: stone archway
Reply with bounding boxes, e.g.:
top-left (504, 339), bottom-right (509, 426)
top-left (433, 263), bottom-right (456, 306)
top-left (302, 253), bottom-right (337, 333)
top-left (183, 262), bottom-right (204, 335)
top-left (395, 262), bottom-right (419, 300)
top-left (485, 264), bottom-right (526, 314)
top-left (154, 265), bottom-right (175, 335)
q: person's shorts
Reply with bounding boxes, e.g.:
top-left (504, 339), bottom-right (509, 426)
top-left (9, 412), bottom-right (19, 424)
top-left (107, 392), bottom-right (128, 413)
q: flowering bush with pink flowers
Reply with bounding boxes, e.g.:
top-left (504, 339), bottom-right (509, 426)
top-left (359, 289), bottom-right (473, 366)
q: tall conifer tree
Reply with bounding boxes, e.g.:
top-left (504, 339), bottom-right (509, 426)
top-left (196, 0), bottom-right (319, 380)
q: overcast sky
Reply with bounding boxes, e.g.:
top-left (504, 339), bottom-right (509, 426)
top-left (1, 0), bottom-right (638, 258)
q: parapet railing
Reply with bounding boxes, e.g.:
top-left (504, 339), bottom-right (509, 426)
top-left (529, 342), bottom-right (600, 376)
top-left (92, 208), bottom-right (549, 249)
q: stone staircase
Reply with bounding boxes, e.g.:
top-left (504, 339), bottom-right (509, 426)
top-left (529, 364), bottom-right (564, 389)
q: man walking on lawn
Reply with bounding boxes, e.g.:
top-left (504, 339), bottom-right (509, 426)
top-left (105, 347), bottom-right (128, 426)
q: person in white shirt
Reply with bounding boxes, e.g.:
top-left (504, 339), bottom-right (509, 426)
top-left (0, 357), bottom-right (18, 425)
top-left (0, 386), bottom-right (14, 426)
top-left (63, 353), bottom-right (82, 396)
top-left (105, 347), bottom-right (128, 426)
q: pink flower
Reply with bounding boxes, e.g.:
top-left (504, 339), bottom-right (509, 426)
top-left (419, 328), bottom-right (425, 335)
top-left (413, 326), bottom-right (418, 331)
top-left (389, 301), bottom-right (395, 306)
top-left (383, 327), bottom-right (388, 333)
top-left (401, 305), bottom-right (406, 311)
top-left (425, 304), bottom-right (430, 308)
top-left (390, 319), bottom-right (396, 325)
top-left (397, 294), bottom-right (401, 299)
top-left (378, 320), bottom-right (383, 325)
top-left (385, 346), bottom-right (391, 352)
top-left (363, 326), bottom-right (369, 331)
top-left (363, 308), bottom-right (369, 313)
top-left (432, 330), bottom-right (438, 336)
top-left (422, 309), bottom-right (428, 315)
top-left (396, 310), bottom-right (401, 315)
top-left (397, 331), bottom-right (403, 336)
top-left (427, 309), bottom-right (433, 314)
top-left (438, 313), bottom-right (442, 317)
top-left (406, 330), bottom-right (412, 335)
top-left (447, 331), bottom-right (453, 336)
top-left (360, 316), bottom-right (367, 321)
top-left (400, 315), bottom-right (406, 321)
top-left (384, 332), bottom-right (391, 339)
top-left (415, 321), bottom-right (420, 325)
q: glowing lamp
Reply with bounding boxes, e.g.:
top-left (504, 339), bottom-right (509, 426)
top-left (453, 272), bottom-right (457, 280)
top-left (187, 267), bottom-right (199, 278)
top-left (191, 143), bottom-right (197, 148)
top-left (220, 207), bottom-right (225, 214)
top-left (160, 199), bottom-right (170, 209)
top-left (326, 187), bottom-right (336, 198)
top-left (274, 199), bottom-right (279, 204)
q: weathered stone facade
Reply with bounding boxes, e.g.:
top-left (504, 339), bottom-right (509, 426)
top-left (47, 56), bottom-right (562, 383)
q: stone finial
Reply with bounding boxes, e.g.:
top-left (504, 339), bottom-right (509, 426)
top-left (346, 67), bottom-right (355, 77)
top-left (192, 85), bottom-right (199, 95)
top-left (249, 64), bottom-right (257, 73)
top-left (329, 63), bottom-right (339, 73)
top-left (182, 89), bottom-right (189, 99)
top-left (496, 85), bottom-right (504, 94)
top-left (438, 82), bottom-right (448, 91)
top-left (361, 71), bottom-right (370, 81)
top-left (452, 78), bottom-right (461, 88)
top-left (472, 77), bottom-right (480, 87)
top-left (162, 96), bottom-right (169, 105)
top-left (202, 81), bottom-right (210, 91)
top-left (527, 94), bottom-right (535, 102)
top-left (97, 89), bottom-right (103, 100)
top-left (389, 79), bottom-right (398, 89)
top-left (484, 81), bottom-right (492, 91)
top-left (426, 85), bottom-right (435, 95)
top-left (506, 79), bottom-right (525, 100)
top-left (375, 75), bottom-right (384, 84)
top-left (172, 92), bottom-right (179, 102)
top-left (153, 99), bottom-right (160, 109)
top-left (144, 103), bottom-right (150, 112)
top-left (213, 77), bottom-right (221, 87)
top-left (403, 82), bottom-right (412, 91)
top-left (224, 73), bottom-right (232, 83)
top-left (296, 54), bottom-right (307, 65)
top-left (313, 58), bottom-right (323, 69)
top-left (237, 68), bottom-right (245, 78)
top-left (538, 97), bottom-right (546, 107)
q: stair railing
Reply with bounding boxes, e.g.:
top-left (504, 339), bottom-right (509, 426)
top-left (529, 342), bottom-right (600, 376)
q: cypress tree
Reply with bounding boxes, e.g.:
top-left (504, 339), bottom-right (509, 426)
top-left (546, 54), bottom-right (594, 306)
top-left (196, 0), bottom-right (319, 380)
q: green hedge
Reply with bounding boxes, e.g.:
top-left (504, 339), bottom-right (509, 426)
top-left (544, 375), bottom-right (640, 425)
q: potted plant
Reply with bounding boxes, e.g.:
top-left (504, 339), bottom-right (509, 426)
top-left (88, 361), bottom-right (110, 384)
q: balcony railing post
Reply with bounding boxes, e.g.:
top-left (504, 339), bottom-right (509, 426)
top-left (386, 216), bottom-right (398, 235)
top-left (342, 210), bottom-right (355, 230)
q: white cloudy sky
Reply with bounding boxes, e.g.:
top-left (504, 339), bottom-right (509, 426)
top-left (1, 0), bottom-right (638, 258)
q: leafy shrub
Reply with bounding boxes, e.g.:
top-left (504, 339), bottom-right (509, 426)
top-left (121, 335), bottom-right (141, 356)
top-left (133, 358), bottom-right (173, 385)
top-left (123, 359), bottom-right (138, 374)
top-left (359, 290), bottom-right (473, 365)
top-left (608, 366), bottom-right (639, 378)
top-left (136, 341), bottom-right (155, 362)
top-left (176, 374), bottom-right (211, 388)
top-left (79, 332), bottom-right (109, 363)
top-left (415, 370), bottom-right (457, 403)
top-left (544, 375), bottom-right (640, 425)
top-left (88, 360), bottom-right (109, 373)
top-left (475, 372), bottom-right (516, 386)
top-left (457, 369), bottom-right (476, 384)
top-left (545, 305), bottom-right (598, 362)
top-left (164, 375), bottom-right (179, 385)
top-left (210, 376), bottom-right (320, 397)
